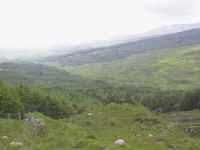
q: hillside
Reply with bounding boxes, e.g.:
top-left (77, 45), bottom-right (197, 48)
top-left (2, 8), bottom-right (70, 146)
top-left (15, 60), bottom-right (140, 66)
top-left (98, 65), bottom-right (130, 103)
top-left (3, 28), bottom-right (200, 91)
top-left (0, 62), bottom-right (107, 89)
top-left (64, 45), bottom-right (200, 90)
top-left (1, 24), bottom-right (200, 150)
top-left (44, 28), bottom-right (200, 66)
top-left (1, 104), bottom-right (200, 150)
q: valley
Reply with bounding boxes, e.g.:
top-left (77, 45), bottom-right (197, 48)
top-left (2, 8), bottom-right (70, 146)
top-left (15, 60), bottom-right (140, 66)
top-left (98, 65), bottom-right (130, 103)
top-left (1, 24), bottom-right (200, 150)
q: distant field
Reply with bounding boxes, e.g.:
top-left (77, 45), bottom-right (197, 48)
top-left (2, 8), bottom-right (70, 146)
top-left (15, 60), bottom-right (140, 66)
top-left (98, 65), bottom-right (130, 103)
top-left (64, 45), bottom-right (200, 90)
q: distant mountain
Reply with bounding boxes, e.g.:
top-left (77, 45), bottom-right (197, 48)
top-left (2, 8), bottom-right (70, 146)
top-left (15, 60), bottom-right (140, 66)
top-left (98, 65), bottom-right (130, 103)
top-left (43, 28), bottom-right (200, 66)
top-left (45, 23), bottom-right (200, 56)
top-left (139, 23), bottom-right (200, 37)
top-left (2, 23), bottom-right (200, 90)
top-left (113, 23), bottom-right (200, 44)
top-left (1, 23), bottom-right (200, 61)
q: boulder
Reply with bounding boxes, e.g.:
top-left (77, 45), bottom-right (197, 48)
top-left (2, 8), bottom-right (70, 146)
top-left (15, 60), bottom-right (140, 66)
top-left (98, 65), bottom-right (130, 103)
top-left (114, 139), bottom-right (126, 145)
top-left (24, 117), bottom-right (46, 136)
top-left (24, 117), bottom-right (45, 126)
top-left (10, 141), bottom-right (23, 146)
top-left (1, 136), bottom-right (8, 139)
top-left (156, 138), bottom-right (164, 143)
top-left (88, 113), bottom-right (93, 116)
top-left (135, 134), bottom-right (141, 137)
top-left (148, 134), bottom-right (154, 137)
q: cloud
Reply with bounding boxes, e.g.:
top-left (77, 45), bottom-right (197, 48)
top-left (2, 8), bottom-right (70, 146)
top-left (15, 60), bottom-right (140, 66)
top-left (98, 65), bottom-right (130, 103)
top-left (145, 0), bottom-right (199, 17)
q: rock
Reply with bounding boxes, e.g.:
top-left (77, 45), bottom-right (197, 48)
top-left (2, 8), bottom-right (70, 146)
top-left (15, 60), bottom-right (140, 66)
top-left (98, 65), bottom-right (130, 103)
top-left (114, 139), bottom-right (126, 145)
top-left (1, 136), bottom-right (8, 139)
top-left (156, 138), bottom-right (164, 143)
top-left (135, 134), bottom-right (141, 137)
top-left (25, 117), bottom-right (45, 126)
top-left (25, 117), bottom-right (45, 127)
top-left (88, 113), bottom-right (93, 116)
top-left (185, 128), bottom-right (193, 134)
top-left (10, 141), bottom-right (23, 146)
top-left (148, 134), bottom-right (154, 137)
top-left (24, 117), bottom-right (46, 136)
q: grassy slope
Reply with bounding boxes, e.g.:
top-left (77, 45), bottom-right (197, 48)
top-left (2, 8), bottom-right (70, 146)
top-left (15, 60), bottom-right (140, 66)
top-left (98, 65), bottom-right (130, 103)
top-left (1, 104), bottom-right (200, 150)
top-left (0, 62), bottom-right (108, 89)
top-left (64, 45), bottom-right (200, 90)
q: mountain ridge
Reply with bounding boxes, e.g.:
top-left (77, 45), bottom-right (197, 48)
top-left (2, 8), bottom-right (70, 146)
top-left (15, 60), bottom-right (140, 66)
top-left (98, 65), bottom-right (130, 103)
top-left (43, 28), bottom-right (200, 66)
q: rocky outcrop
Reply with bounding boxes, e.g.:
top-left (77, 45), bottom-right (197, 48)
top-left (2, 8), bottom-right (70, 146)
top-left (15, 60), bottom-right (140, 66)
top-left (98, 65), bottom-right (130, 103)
top-left (24, 117), bottom-right (46, 136)
top-left (1, 136), bottom-right (8, 139)
top-left (10, 141), bottom-right (23, 146)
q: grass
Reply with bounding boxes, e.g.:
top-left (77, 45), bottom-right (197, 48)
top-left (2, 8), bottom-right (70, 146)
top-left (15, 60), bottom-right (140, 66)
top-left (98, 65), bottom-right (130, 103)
top-left (1, 104), bottom-right (200, 150)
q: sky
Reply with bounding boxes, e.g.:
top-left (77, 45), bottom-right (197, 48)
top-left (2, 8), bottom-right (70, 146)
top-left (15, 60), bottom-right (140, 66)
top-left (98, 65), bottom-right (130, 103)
top-left (0, 0), bottom-right (200, 50)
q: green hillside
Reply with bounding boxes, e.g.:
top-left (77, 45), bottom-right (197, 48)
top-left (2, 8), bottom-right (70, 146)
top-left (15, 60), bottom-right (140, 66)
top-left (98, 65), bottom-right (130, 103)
top-left (64, 45), bottom-right (200, 90)
top-left (0, 62), bottom-right (107, 89)
top-left (1, 104), bottom-right (200, 150)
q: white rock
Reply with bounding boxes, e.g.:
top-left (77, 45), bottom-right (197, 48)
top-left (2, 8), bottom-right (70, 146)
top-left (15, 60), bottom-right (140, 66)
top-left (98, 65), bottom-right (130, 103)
top-left (10, 141), bottom-right (23, 146)
top-left (25, 117), bottom-right (45, 127)
top-left (1, 136), bottom-right (8, 139)
top-left (88, 113), bottom-right (93, 116)
top-left (114, 139), bottom-right (126, 145)
top-left (148, 134), bottom-right (154, 137)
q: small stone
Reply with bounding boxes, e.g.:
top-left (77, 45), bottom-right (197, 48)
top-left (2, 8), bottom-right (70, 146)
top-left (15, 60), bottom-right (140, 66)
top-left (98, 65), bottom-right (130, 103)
top-left (148, 134), bottom-right (154, 137)
top-left (10, 141), bottom-right (23, 146)
top-left (156, 138), bottom-right (164, 143)
top-left (24, 117), bottom-right (46, 136)
top-left (135, 134), bottom-right (141, 137)
top-left (1, 136), bottom-right (8, 139)
top-left (114, 139), bottom-right (126, 145)
top-left (88, 113), bottom-right (93, 116)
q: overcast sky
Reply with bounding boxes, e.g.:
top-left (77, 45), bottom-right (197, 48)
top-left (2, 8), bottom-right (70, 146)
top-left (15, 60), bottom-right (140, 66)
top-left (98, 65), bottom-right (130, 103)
top-left (0, 0), bottom-right (200, 50)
